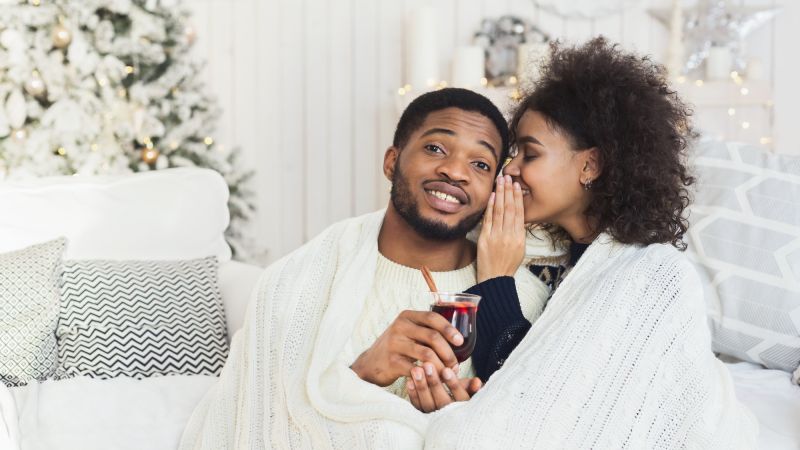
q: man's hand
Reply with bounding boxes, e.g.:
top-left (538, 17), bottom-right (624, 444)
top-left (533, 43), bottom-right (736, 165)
top-left (350, 310), bottom-right (464, 387)
top-left (407, 362), bottom-right (482, 413)
top-left (477, 174), bottom-right (526, 283)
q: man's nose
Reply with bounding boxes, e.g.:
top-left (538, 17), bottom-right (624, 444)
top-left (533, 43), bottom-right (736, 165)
top-left (436, 156), bottom-right (470, 182)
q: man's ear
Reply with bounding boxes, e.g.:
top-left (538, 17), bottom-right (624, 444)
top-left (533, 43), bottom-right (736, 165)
top-left (383, 146), bottom-right (400, 181)
top-left (581, 147), bottom-right (602, 181)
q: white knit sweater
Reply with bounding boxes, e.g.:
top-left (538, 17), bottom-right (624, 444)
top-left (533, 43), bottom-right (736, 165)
top-left (180, 210), bottom-right (757, 449)
top-left (342, 254), bottom-right (478, 397)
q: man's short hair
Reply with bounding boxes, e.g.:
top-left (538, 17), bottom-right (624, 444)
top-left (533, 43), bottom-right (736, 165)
top-left (393, 88), bottom-right (510, 170)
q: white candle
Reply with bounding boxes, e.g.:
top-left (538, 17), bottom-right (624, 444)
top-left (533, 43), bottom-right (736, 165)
top-left (517, 42), bottom-right (549, 89)
top-left (451, 46), bottom-right (484, 88)
top-left (706, 45), bottom-right (733, 80)
top-left (405, 6), bottom-right (438, 90)
top-left (746, 57), bottom-right (765, 80)
top-left (666, 0), bottom-right (684, 78)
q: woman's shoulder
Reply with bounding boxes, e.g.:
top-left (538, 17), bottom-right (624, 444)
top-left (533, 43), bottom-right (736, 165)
top-left (601, 239), bottom-right (701, 295)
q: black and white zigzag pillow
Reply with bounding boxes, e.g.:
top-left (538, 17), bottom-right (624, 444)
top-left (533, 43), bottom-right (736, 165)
top-left (56, 256), bottom-right (228, 379)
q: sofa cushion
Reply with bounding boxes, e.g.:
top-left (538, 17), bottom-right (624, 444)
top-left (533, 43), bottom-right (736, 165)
top-left (0, 238), bottom-right (65, 386)
top-left (56, 256), bottom-right (228, 379)
top-left (0, 167), bottom-right (231, 261)
top-left (687, 139), bottom-right (800, 374)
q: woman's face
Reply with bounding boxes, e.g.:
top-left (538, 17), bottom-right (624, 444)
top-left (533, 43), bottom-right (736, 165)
top-left (503, 110), bottom-right (597, 227)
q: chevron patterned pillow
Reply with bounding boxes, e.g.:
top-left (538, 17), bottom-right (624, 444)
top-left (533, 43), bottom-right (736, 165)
top-left (687, 140), bottom-right (800, 375)
top-left (56, 256), bottom-right (228, 379)
top-left (0, 238), bottom-right (65, 386)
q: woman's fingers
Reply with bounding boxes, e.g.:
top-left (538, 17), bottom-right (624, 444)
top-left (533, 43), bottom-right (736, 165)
top-left (493, 175), bottom-right (506, 230)
top-left (482, 191), bottom-right (495, 234)
top-left (503, 175), bottom-right (515, 231)
top-left (513, 181), bottom-right (524, 234)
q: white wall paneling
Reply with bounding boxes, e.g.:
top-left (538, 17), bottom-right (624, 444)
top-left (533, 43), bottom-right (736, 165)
top-left (189, 0), bottom-right (797, 264)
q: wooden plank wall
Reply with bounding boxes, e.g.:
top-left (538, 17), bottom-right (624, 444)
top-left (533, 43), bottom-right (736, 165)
top-left (188, 0), bottom-right (790, 264)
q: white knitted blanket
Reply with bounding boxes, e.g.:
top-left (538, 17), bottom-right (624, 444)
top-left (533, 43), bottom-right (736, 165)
top-left (180, 211), bottom-right (758, 449)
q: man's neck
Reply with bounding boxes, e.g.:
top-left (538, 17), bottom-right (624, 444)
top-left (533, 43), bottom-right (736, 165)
top-left (378, 205), bottom-right (476, 272)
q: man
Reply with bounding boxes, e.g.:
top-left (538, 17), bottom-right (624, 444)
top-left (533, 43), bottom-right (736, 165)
top-left (180, 88), bottom-right (547, 449)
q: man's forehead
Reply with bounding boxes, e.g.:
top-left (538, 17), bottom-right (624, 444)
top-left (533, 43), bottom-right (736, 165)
top-left (415, 108), bottom-right (502, 155)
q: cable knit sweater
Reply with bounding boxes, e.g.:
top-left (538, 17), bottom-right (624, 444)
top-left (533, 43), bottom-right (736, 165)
top-left (341, 253), bottom-right (478, 397)
top-left (180, 211), bottom-right (757, 449)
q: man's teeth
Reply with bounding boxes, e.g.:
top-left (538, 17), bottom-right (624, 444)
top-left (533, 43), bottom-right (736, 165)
top-left (428, 190), bottom-right (461, 204)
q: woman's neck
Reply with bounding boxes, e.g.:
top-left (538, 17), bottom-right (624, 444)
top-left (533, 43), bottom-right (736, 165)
top-left (558, 214), bottom-right (599, 244)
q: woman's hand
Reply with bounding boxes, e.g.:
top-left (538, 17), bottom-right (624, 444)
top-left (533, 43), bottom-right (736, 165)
top-left (477, 174), bottom-right (526, 283)
top-left (407, 363), bottom-right (482, 413)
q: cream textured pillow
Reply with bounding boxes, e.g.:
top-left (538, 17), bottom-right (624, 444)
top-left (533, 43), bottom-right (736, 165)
top-left (0, 238), bottom-right (66, 386)
top-left (687, 139), bottom-right (800, 375)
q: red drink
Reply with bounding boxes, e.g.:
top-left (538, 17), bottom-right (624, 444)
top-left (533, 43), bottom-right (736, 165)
top-left (431, 301), bottom-right (479, 362)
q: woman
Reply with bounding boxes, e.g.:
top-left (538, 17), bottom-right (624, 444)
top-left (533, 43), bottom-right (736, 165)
top-left (406, 38), bottom-right (758, 448)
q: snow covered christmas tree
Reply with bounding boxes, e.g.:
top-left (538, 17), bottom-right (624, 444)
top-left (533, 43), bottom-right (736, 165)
top-left (0, 0), bottom-right (255, 257)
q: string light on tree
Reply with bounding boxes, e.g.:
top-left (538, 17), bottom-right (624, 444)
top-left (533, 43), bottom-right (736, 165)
top-left (11, 128), bottom-right (27, 143)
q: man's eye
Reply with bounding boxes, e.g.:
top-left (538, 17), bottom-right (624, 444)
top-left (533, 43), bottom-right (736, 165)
top-left (424, 144), bottom-right (444, 154)
top-left (473, 161), bottom-right (491, 171)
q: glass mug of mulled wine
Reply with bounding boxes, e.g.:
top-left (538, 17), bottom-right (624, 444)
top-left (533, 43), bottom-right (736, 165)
top-left (427, 292), bottom-right (481, 362)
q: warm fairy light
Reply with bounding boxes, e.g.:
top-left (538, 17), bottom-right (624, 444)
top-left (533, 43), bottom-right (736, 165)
top-left (125, 65), bottom-right (134, 74)
top-left (740, 87), bottom-right (750, 96)
top-left (508, 76), bottom-right (518, 85)
top-left (118, 88), bottom-right (126, 97)
top-left (694, 79), bottom-right (704, 87)
top-left (90, 143), bottom-right (99, 151)
top-left (398, 87), bottom-right (407, 95)
top-left (170, 141), bottom-right (179, 150)
top-left (676, 76), bottom-right (687, 84)
top-left (56, 147), bottom-right (66, 156)
top-left (480, 77), bottom-right (488, 86)
top-left (426, 78), bottom-right (437, 87)
top-left (741, 121), bottom-right (751, 129)
top-left (760, 137), bottom-right (772, 145)
top-left (728, 108), bottom-right (736, 116)
top-left (204, 136), bottom-right (214, 146)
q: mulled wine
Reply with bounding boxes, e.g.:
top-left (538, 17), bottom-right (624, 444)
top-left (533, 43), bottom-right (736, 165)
top-left (429, 293), bottom-right (481, 362)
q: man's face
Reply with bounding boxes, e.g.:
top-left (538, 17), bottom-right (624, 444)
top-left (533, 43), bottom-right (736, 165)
top-left (385, 108), bottom-right (503, 241)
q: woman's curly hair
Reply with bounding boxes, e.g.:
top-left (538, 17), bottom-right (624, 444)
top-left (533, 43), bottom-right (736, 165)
top-left (510, 37), bottom-right (696, 250)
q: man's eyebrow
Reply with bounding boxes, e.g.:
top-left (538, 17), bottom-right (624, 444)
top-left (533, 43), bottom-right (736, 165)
top-left (420, 128), bottom-right (498, 163)
top-left (517, 135), bottom-right (543, 146)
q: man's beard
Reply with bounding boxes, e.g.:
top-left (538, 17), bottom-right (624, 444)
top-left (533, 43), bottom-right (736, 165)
top-left (390, 164), bottom-right (484, 241)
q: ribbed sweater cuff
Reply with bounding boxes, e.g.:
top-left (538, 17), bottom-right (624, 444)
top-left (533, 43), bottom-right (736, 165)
top-left (465, 276), bottom-right (525, 338)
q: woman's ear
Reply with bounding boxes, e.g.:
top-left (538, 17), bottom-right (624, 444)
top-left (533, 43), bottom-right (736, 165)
top-left (383, 146), bottom-right (399, 181)
top-left (581, 147), bottom-right (602, 181)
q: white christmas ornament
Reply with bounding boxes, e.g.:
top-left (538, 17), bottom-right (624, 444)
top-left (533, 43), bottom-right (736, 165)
top-left (5, 89), bottom-right (27, 129)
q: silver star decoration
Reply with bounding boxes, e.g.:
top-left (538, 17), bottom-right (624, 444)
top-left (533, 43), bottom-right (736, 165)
top-left (649, 0), bottom-right (780, 75)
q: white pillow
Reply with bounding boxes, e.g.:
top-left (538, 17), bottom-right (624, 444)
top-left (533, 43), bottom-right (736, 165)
top-left (687, 139), bottom-right (800, 374)
top-left (0, 168), bottom-right (231, 261)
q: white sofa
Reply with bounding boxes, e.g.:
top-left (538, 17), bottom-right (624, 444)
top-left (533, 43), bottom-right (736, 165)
top-left (0, 168), bottom-right (262, 449)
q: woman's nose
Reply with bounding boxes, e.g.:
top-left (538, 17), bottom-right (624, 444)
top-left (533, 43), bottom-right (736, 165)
top-left (502, 157), bottom-right (520, 177)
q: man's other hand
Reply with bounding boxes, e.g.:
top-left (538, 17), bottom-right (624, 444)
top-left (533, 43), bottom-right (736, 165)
top-left (407, 362), bottom-right (482, 413)
top-left (350, 310), bottom-right (463, 387)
